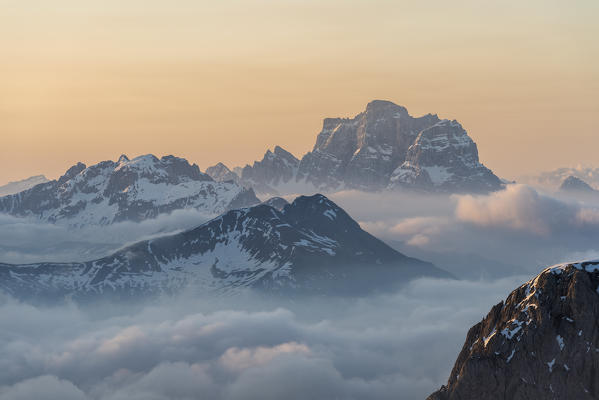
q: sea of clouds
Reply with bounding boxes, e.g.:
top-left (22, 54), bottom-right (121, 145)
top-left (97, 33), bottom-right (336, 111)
top-left (0, 276), bottom-right (527, 400)
top-left (2, 183), bottom-right (599, 399)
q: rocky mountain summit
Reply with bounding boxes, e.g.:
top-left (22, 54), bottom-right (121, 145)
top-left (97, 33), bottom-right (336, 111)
top-left (0, 154), bottom-right (259, 226)
top-left (559, 176), bottom-right (596, 193)
top-left (0, 194), bottom-right (449, 302)
top-left (0, 175), bottom-right (48, 196)
top-left (222, 100), bottom-right (502, 194)
top-left (428, 261), bottom-right (599, 400)
top-left (240, 146), bottom-right (300, 193)
top-left (205, 162), bottom-right (241, 183)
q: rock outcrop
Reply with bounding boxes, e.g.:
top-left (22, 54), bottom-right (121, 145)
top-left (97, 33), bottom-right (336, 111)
top-left (428, 261), bottom-right (599, 400)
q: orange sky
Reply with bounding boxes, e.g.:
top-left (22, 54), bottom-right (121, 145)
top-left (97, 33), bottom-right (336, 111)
top-left (1, 0), bottom-right (598, 184)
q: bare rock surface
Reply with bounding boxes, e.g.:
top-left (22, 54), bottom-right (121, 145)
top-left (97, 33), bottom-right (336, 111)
top-left (428, 261), bottom-right (599, 400)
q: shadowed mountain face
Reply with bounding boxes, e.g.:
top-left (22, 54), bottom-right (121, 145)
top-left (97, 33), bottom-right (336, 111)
top-left (234, 100), bottom-right (502, 194)
top-left (0, 154), bottom-right (259, 226)
top-left (559, 175), bottom-right (595, 193)
top-left (0, 194), bottom-right (449, 303)
top-left (428, 261), bottom-right (599, 400)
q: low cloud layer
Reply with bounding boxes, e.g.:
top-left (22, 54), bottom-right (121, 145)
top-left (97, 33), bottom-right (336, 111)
top-left (455, 184), bottom-right (599, 236)
top-left (3, 185), bottom-right (599, 277)
top-left (0, 276), bottom-right (527, 400)
top-left (328, 186), bottom-right (599, 275)
top-left (0, 208), bottom-right (216, 264)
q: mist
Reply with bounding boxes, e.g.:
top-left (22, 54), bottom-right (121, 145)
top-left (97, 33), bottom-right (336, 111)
top-left (3, 184), bottom-right (599, 398)
top-left (326, 185), bottom-right (599, 277)
top-left (0, 276), bottom-right (528, 400)
top-left (0, 208), bottom-right (216, 264)
top-left (4, 184), bottom-right (599, 277)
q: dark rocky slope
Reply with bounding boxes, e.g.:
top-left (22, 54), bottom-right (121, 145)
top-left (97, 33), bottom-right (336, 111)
top-left (428, 261), bottom-right (599, 400)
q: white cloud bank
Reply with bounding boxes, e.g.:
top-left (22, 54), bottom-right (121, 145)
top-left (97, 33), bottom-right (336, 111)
top-left (329, 186), bottom-right (599, 274)
top-left (0, 276), bottom-right (527, 400)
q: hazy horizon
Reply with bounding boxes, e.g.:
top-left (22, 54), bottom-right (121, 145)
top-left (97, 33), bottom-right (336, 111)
top-left (2, 0), bottom-right (598, 184)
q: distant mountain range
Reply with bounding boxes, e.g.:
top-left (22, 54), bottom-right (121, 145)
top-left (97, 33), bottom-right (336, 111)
top-left (0, 154), bottom-right (259, 227)
top-left (207, 100), bottom-right (503, 194)
top-left (0, 194), bottom-right (450, 302)
top-left (523, 166), bottom-right (599, 191)
top-left (429, 261), bottom-right (599, 400)
top-left (0, 175), bottom-right (48, 196)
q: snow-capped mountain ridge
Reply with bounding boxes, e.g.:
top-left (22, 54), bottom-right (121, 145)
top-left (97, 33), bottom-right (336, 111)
top-left (0, 154), bottom-right (260, 226)
top-left (0, 194), bottom-right (449, 302)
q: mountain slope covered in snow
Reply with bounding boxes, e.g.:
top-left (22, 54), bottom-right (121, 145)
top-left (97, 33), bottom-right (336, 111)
top-left (0, 154), bottom-right (259, 227)
top-left (0, 194), bottom-right (449, 302)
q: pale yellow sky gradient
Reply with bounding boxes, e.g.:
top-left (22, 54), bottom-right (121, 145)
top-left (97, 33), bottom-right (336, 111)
top-left (1, 0), bottom-right (598, 184)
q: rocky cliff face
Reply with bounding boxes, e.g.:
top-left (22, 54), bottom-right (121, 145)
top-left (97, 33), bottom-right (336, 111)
top-left (241, 146), bottom-right (300, 193)
top-left (0, 154), bottom-right (259, 226)
top-left (428, 261), bottom-right (599, 400)
top-left (297, 100), bottom-right (441, 191)
top-left (228, 100), bottom-right (502, 194)
top-left (389, 120), bottom-right (502, 192)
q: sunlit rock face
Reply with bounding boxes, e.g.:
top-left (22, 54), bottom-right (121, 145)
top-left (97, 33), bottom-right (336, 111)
top-left (428, 261), bottom-right (599, 400)
top-left (231, 100), bottom-right (502, 194)
top-left (0, 154), bottom-right (259, 226)
top-left (388, 119), bottom-right (502, 193)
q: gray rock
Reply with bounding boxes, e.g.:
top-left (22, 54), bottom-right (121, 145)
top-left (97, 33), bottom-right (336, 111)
top-left (389, 120), bottom-right (502, 193)
top-left (205, 162), bottom-right (241, 183)
top-left (241, 146), bottom-right (300, 190)
top-left (229, 100), bottom-right (502, 194)
top-left (428, 261), bottom-right (599, 400)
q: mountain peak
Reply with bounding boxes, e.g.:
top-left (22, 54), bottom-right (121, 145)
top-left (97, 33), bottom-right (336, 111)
top-left (215, 101), bottom-right (501, 194)
top-left (365, 99), bottom-right (406, 112)
top-left (559, 175), bottom-right (595, 193)
top-left (58, 162), bottom-right (86, 184)
top-left (117, 154), bottom-right (129, 163)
